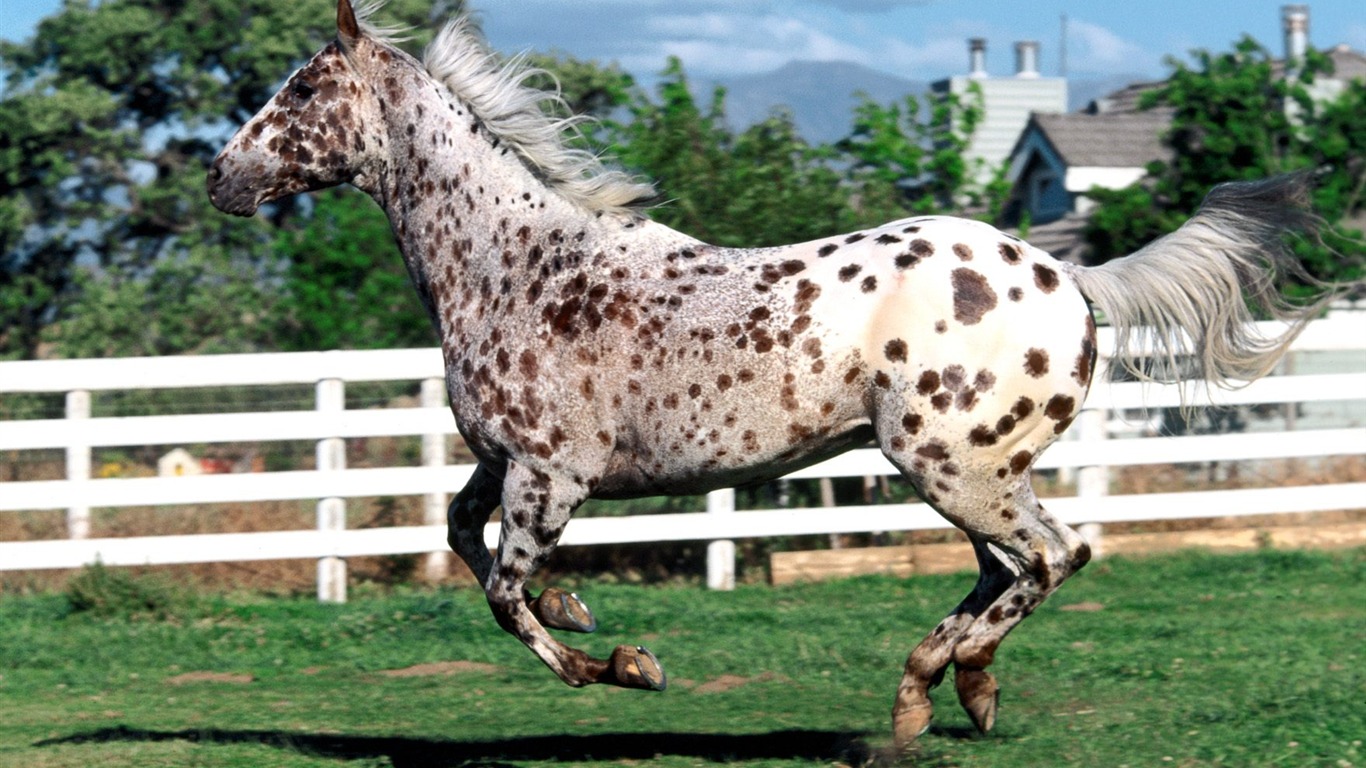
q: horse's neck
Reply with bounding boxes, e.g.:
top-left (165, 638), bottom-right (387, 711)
top-left (367, 72), bottom-right (702, 328)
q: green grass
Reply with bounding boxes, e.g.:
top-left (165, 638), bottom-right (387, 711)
top-left (1, 548), bottom-right (1363, 767)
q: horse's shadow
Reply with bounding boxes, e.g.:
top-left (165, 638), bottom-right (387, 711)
top-left (37, 725), bottom-right (878, 766)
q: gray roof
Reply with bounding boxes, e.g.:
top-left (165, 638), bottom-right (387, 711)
top-left (1273, 45), bottom-right (1366, 82)
top-left (1030, 109), bottom-right (1174, 168)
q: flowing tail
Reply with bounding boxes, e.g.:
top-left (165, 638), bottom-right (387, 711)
top-left (1064, 173), bottom-right (1341, 404)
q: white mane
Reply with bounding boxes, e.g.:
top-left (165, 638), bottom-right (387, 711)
top-left (355, 5), bottom-right (656, 216)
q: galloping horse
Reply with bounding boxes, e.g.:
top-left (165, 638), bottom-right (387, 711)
top-left (208, 0), bottom-right (1330, 747)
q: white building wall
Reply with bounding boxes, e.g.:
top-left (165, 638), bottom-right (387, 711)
top-left (935, 75), bottom-right (1067, 186)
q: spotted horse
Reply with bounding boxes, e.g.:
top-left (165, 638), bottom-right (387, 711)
top-left (209, 0), bottom-right (1337, 749)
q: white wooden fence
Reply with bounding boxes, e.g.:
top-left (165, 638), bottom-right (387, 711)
top-left (1, 314), bottom-right (1363, 600)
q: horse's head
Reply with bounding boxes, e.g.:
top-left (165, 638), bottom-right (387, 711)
top-left (207, 0), bottom-right (389, 216)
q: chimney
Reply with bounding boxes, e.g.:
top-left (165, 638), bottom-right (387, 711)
top-left (1015, 40), bottom-right (1040, 78)
top-left (1282, 4), bottom-right (1309, 64)
top-left (969, 38), bottom-right (987, 78)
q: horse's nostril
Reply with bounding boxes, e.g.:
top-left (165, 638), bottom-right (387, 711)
top-left (208, 163), bottom-right (224, 183)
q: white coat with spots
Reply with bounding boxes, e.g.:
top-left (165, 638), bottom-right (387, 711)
top-left (208, 0), bottom-right (1335, 749)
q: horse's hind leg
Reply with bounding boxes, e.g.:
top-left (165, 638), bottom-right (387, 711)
top-left (448, 462), bottom-right (597, 633)
top-left (482, 461), bottom-right (666, 691)
top-left (890, 535), bottom-right (1017, 743)
top-left (946, 483), bottom-right (1091, 729)
top-left (886, 462), bottom-right (1089, 748)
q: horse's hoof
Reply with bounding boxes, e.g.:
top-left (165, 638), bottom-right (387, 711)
top-left (533, 587), bottom-right (597, 633)
top-left (611, 644), bottom-right (667, 691)
top-left (891, 702), bottom-right (933, 751)
top-left (954, 666), bottom-right (999, 733)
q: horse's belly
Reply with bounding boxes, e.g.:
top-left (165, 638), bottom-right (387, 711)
top-left (591, 416), bottom-right (875, 499)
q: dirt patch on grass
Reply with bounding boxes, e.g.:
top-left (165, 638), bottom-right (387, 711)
top-left (1058, 601), bottom-right (1106, 612)
top-left (376, 660), bottom-right (501, 678)
top-left (693, 671), bottom-right (787, 694)
top-left (165, 671), bottom-right (254, 685)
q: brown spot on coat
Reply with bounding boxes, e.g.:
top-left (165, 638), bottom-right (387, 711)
top-left (916, 441), bottom-right (949, 461)
top-left (968, 425), bottom-right (999, 446)
top-left (1074, 316), bottom-right (1097, 386)
top-left (1045, 394), bottom-right (1077, 433)
top-left (1024, 348), bottom-right (1050, 377)
top-left (941, 365), bottom-right (966, 391)
top-left (916, 370), bottom-right (940, 395)
top-left (902, 412), bottom-right (923, 435)
top-left (973, 369), bottom-right (996, 392)
top-left (1009, 450), bottom-right (1033, 474)
top-left (884, 339), bottom-right (908, 363)
top-left (518, 350), bottom-right (538, 379)
top-left (950, 268), bottom-right (998, 325)
top-left (952, 243), bottom-right (973, 261)
top-left (999, 242), bottom-right (1022, 264)
top-left (1033, 263), bottom-right (1060, 293)
top-left (838, 264), bottom-right (862, 282)
top-left (861, 275), bottom-right (878, 293)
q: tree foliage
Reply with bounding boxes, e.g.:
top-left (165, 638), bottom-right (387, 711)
top-left (838, 83), bottom-right (999, 220)
top-left (0, 0), bottom-right (442, 359)
top-left (610, 58), bottom-right (860, 248)
top-left (272, 189), bottom-right (432, 351)
top-left (1084, 37), bottom-right (1365, 289)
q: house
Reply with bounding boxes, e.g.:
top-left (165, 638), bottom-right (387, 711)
top-left (1001, 4), bottom-right (1365, 248)
top-left (931, 38), bottom-right (1067, 189)
top-left (1001, 107), bottom-right (1173, 226)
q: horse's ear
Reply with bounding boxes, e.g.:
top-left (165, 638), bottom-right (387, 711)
top-left (337, 0), bottom-right (361, 48)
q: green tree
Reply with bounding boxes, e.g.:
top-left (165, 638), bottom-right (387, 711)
top-left (837, 83), bottom-right (996, 222)
top-left (611, 58), bottom-right (874, 248)
top-left (272, 189), bottom-right (432, 351)
top-left (0, 0), bottom-right (445, 359)
top-left (1084, 37), bottom-right (1364, 287)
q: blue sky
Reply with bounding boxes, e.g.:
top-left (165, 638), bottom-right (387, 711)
top-left (2, 1), bottom-right (1364, 84)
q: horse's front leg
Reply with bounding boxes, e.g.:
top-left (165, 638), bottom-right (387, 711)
top-left (448, 462), bottom-right (598, 634)
top-left (484, 460), bottom-right (667, 691)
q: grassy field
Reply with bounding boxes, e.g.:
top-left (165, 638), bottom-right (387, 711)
top-left (1, 548), bottom-right (1362, 767)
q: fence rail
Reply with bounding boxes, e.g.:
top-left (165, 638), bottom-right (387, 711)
top-left (2, 313), bottom-right (1363, 598)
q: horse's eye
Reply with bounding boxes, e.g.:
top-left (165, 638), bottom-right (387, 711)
top-left (292, 81), bottom-right (316, 101)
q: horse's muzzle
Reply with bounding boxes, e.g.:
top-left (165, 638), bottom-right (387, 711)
top-left (206, 156), bottom-right (261, 217)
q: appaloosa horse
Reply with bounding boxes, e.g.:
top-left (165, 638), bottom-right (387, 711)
top-left (208, 0), bottom-right (1330, 748)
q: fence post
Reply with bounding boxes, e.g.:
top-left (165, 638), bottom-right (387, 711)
top-left (316, 378), bottom-right (347, 603)
top-left (1076, 406), bottom-right (1108, 559)
top-left (420, 377), bottom-right (449, 582)
top-left (65, 390), bottom-right (92, 540)
top-left (705, 488), bottom-right (736, 590)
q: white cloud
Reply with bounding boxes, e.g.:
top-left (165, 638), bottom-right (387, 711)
top-left (579, 8), bottom-right (882, 78)
top-left (1065, 18), bottom-right (1161, 76)
top-left (1342, 23), bottom-right (1366, 52)
top-left (480, 3), bottom-right (1161, 84)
